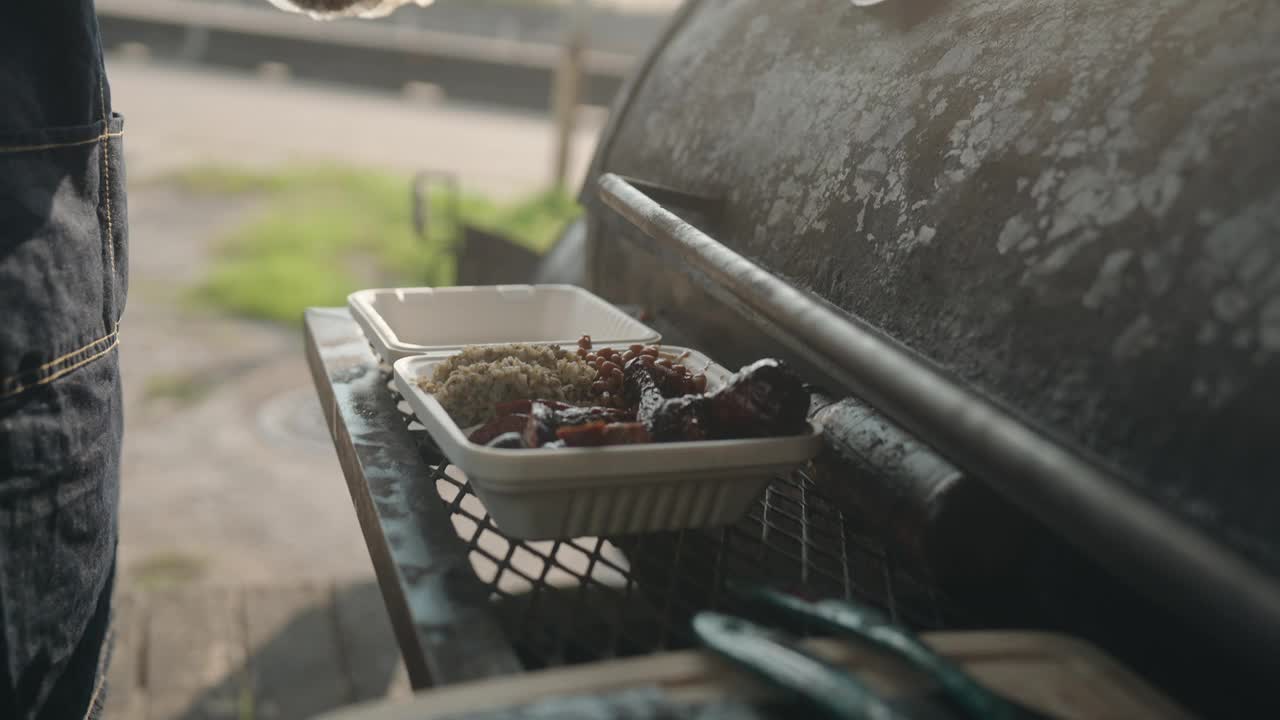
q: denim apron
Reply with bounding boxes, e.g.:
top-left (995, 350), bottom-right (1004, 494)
top-left (0, 3), bottom-right (126, 718)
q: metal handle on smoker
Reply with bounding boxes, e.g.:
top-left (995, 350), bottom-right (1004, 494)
top-left (597, 172), bottom-right (1280, 667)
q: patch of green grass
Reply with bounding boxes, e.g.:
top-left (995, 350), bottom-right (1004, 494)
top-left (238, 686), bottom-right (255, 720)
top-left (143, 371), bottom-right (219, 406)
top-left (168, 165), bottom-right (300, 195)
top-left (178, 165), bottom-right (581, 324)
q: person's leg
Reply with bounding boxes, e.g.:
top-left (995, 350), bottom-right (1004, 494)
top-left (0, 5), bottom-right (128, 719)
top-left (0, 138), bottom-right (127, 717)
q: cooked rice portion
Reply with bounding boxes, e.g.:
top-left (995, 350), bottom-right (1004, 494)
top-left (419, 344), bottom-right (597, 427)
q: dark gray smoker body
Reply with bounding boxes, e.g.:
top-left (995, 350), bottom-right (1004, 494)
top-left (579, 0), bottom-right (1280, 703)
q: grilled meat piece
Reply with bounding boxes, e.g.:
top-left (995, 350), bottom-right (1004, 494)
top-left (520, 402), bottom-right (636, 448)
top-left (648, 395), bottom-right (713, 442)
top-left (625, 362), bottom-right (667, 424)
top-left (488, 359), bottom-right (807, 448)
top-left (707, 359), bottom-right (809, 438)
top-left (556, 421), bottom-right (653, 447)
top-left (522, 402), bottom-right (561, 448)
top-left (626, 361), bottom-right (715, 441)
top-left (469, 413), bottom-right (531, 445)
top-left (625, 357), bottom-right (809, 441)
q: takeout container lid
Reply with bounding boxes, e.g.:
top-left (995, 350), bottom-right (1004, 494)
top-left (393, 347), bottom-right (823, 540)
top-left (349, 285), bottom-right (662, 362)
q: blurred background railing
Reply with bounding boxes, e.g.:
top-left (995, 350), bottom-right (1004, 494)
top-left (97, 0), bottom-right (666, 109)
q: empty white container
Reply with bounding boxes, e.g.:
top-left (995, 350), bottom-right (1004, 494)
top-left (348, 285), bottom-right (661, 363)
top-left (394, 346), bottom-right (823, 540)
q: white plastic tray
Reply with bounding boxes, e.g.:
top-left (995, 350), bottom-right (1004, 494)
top-left (349, 285), bottom-right (661, 363)
top-left (394, 346), bottom-right (823, 540)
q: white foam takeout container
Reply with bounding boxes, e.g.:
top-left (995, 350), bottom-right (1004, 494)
top-left (394, 346), bottom-right (823, 540)
top-left (348, 285), bottom-right (662, 363)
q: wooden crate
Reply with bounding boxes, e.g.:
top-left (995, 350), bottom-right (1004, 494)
top-left (320, 631), bottom-right (1191, 720)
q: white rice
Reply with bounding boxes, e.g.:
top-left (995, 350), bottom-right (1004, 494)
top-left (418, 344), bottom-right (598, 427)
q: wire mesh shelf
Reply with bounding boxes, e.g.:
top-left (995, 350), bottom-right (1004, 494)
top-left (388, 374), bottom-right (954, 672)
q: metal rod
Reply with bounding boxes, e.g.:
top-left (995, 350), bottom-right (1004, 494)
top-left (551, 0), bottom-right (590, 188)
top-left (597, 172), bottom-right (1280, 666)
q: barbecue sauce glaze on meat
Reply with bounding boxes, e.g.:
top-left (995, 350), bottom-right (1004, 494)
top-left (469, 356), bottom-right (810, 449)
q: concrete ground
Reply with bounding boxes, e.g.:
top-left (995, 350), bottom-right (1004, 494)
top-left (116, 186), bottom-right (374, 589)
top-left (112, 56), bottom-right (603, 588)
top-left (105, 58), bottom-right (605, 716)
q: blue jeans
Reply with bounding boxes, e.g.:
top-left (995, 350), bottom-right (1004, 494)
top-left (1, 4), bottom-right (126, 718)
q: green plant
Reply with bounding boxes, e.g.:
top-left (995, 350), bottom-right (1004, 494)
top-left (143, 371), bottom-right (220, 406)
top-left (177, 165), bottom-right (580, 324)
top-left (130, 551), bottom-right (208, 590)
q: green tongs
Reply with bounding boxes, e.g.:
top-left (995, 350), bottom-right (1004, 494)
top-left (697, 583), bottom-right (1051, 720)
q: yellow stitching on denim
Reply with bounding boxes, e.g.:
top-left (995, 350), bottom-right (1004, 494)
top-left (0, 342), bottom-right (107, 396)
top-left (99, 77), bottom-right (116, 278)
top-left (0, 338), bottom-right (119, 400)
top-left (0, 130), bottom-right (123, 155)
top-left (0, 345), bottom-right (109, 396)
top-left (4, 326), bottom-right (117, 378)
top-left (0, 324), bottom-right (120, 395)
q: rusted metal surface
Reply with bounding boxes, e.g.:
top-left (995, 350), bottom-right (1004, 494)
top-left (587, 0), bottom-right (1280, 569)
top-left (583, 0), bottom-right (1280, 667)
top-left (597, 172), bottom-right (1280, 664)
top-left (304, 308), bottom-right (520, 688)
top-left (808, 395), bottom-right (1035, 591)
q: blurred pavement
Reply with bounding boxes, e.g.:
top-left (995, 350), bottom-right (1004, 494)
top-left (104, 39), bottom-right (613, 720)
top-left (113, 59), bottom-right (605, 588)
top-left (109, 57), bottom-right (607, 196)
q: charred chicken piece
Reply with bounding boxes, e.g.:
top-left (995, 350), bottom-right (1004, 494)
top-left (624, 361), bottom-right (669, 424)
top-left (474, 399), bottom-right (629, 446)
top-left (480, 356), bottom-right (807, 448)
top-left (520, 401), bottom-right (637, 448)
top-left (624, 357), bottom-right (809, 441)
top-left (707, 359), bottom-right (810, 438)
top-left (556, 421), bottom-right (652, 447)
top-left (647, 395), bottom-right (713, 442)
top-left (625, 361), bottom-right (712, 441)
top-left (469, 413), bottom-right (531, 445)
top-left (522, 402), bottom-right (561, 448)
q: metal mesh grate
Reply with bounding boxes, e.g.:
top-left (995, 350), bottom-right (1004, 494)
top-left (390, 375), bottom-right (954, 671)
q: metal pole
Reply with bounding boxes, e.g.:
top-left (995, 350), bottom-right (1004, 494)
top-left (551, 0), bottom-right (589, 189)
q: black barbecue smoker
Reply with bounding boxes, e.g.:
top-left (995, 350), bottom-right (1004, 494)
top-left (577, 0), bottom-right (1280, 709)
top-left (311, 1), bottom-right (1280, 718)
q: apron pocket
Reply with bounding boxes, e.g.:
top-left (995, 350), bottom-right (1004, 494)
top-left (0, 114), bottom-right (126, 405)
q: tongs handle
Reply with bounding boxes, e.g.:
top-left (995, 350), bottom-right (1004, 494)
top-left (731, 585), bottom-right (1049, 720)
top-left (694, 612), bottom-right (911, 720)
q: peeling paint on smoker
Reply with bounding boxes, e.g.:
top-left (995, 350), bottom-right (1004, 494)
top-left (593, 0), bottom-right (1280, 572)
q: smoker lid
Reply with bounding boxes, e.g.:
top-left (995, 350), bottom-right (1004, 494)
top-left (583, 0), bottom-right (1280, 652)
